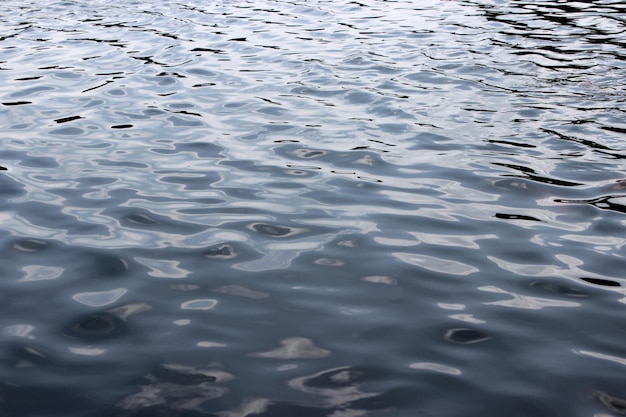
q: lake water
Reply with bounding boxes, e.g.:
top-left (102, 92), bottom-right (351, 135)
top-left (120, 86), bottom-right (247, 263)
top-left (1, 0), bottom-right (625, 415)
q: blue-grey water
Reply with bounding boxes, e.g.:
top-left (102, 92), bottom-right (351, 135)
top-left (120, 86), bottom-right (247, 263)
top-left (1, 0), bottom-right (625, 415)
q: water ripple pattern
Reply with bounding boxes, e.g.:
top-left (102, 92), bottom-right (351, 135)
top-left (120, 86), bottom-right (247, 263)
top-left (0, 0), bottom-right (625, 416)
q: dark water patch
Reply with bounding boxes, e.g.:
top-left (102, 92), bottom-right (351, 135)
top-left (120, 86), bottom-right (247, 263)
top-left (0, 384), bottom-right (93, 417)
top-left (203, 244), bottom-right (239, 260)
top-left (168, 109), bottom-right (202, 117)
top-left (601, 125), bottom-right (626, 135)
top-left (542, 127), bottom-right (617, 153)
top-left (581, 277), bottom-right (621, 288)
top-left (64, 312), bottom-right (128, 341)
top-left (494, 213), bottom-right (542, 222)
top-left (2, 100), bottom-right (32, 106)
top-left (2, 238), bottom-right (132, 289)
top-left (190, 47), bottom-right (224, 54)
top-left (74, 251), bottom-right (132, 280)
top-left (493, 162), bottom-right (584, 187)
top-left (556, 195), bottom-right (626, 214)
top-left (126, 213), bottom-right (159, 226)
top-left (486, 139), bottom-right (536, 149)
top-left (103, 206), bottom-right (209, 235)
top-left (15, 76), bottom-right (42, 81)
top-left (249, 222), bottom-right (304, 238)
top-left (595, 391), bottom-right (626, 415)
top-left (82, 81), bottom-right (114, 93)
top-left (54, 115), bottom-right (84, 124)
top-left (191, 82), bottom-right (216, 88)
top-left (527, 279), bottom-right (589, 299)
top-left (10, 238), bottom-right (51, 253)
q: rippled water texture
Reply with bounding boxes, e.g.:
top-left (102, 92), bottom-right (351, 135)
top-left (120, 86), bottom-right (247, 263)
top-left (1, 0), bottom-right (625, 415)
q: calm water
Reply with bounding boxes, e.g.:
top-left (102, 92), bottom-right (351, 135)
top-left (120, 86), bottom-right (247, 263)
top-left (1, 0), bottom-right (625, 415)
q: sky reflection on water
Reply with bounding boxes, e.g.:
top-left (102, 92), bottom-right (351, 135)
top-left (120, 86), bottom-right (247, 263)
top-left (0, 0), bottom-right (626, 416)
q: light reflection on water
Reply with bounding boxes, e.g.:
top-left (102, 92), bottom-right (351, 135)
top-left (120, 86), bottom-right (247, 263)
top-left (0, 0), bottom-right (625, 416)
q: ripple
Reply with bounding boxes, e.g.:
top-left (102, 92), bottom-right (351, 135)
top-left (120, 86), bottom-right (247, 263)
top-left (410, 362), bottom-right (462, 375)
top-left (9, 85), bottom-right (55, 98)
top-left (249, 222), bottom-right (307, 238)
top-left (1, 0), bottom-right (625, 415)
top-left (595, 391), bottom-right (626, 415)
top-left (393, 253), bottom-right (479, 276)
top-left (213, 285), bottom-right (269, 300)
top-left (444, 328), bottom-right (492, 345)
top-left (72, 288), bottom-right (127, 307)
top-left (117, 364), bottom-right (233, 413)
top-left (479, 285), bottom-right (581, 310)
top-left (180, 299), bottom-right (218, 310)
top-left (18, 265), bottom-right (63, 282)
top-left (135, 257), bottom-right (191, 279)
top-left (204, 244), bottom-right (238, 259)
top-left (287, 366), bottom-right (378, 408)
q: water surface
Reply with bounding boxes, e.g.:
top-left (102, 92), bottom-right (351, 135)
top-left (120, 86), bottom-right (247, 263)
top-left (1, 0), bottom-right (625, 416)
